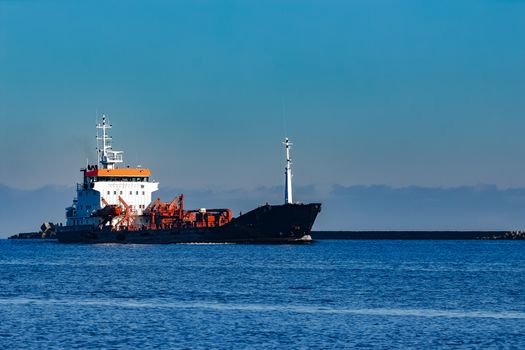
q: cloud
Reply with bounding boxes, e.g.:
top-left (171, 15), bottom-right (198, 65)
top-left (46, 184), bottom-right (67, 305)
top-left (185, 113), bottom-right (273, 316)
top-left (0, 184), bottom-right (73, 238)
top-left (2, 183), bottom-right (525, 238)
top-left (324, 184), bottom-right (525, 231)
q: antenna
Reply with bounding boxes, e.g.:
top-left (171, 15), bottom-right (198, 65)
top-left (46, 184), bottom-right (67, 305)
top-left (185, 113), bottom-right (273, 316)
top-left (96, 114), bottom-right (124, 169)
top-left (283, 137), bottom-right (293, 204)
top-left (95, 112), bottom-right (99, 167)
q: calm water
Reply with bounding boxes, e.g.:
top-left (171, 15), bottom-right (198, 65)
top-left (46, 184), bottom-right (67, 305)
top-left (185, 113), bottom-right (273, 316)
top-left (0, 240), bottom-right (524, 349)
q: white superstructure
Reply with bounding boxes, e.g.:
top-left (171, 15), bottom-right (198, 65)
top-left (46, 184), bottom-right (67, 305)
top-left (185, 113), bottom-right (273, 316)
top-left (65, 115), bottom-right (159, 227)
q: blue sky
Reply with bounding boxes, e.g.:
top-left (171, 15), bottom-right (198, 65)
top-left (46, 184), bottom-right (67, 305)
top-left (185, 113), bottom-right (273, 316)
top-left (0, 0), bottom-right (524, 191)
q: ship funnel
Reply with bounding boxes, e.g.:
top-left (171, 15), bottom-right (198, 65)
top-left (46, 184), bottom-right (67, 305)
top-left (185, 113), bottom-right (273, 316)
top-left (283, 137), bottom-right (293, 204)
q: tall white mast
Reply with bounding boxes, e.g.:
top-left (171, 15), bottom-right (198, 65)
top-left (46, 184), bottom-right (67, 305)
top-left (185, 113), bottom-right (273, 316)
top-left (96, 115), bottom-right (123, 169)
top-left (283, 137), bottom-right (293, 204)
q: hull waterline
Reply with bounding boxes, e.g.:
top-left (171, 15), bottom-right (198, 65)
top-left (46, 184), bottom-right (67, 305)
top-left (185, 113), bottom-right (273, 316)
top-left (56, 203), bottom-right (322, 244)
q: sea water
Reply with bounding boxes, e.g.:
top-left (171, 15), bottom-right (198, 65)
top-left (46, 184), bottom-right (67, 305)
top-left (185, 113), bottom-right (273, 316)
top-left (0, 240), bottom-right (524, 349)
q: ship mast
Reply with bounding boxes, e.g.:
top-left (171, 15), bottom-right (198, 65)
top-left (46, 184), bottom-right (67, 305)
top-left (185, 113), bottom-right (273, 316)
top-left (96, 115), bottom-right (123, 169)
top-left (283, 137), bottom-right (293, 204)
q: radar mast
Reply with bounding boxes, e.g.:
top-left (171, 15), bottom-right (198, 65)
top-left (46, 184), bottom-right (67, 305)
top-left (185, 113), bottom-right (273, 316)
top-left (283, 137), bottom-right (293, 204)
top-left (96, 115), bottom-right (123, 169)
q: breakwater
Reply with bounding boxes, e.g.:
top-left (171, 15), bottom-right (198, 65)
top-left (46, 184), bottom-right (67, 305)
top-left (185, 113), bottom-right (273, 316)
top-left (312, 231), bottom-right (525, 240)
top-left (8, 230), bottom-right (525, 241)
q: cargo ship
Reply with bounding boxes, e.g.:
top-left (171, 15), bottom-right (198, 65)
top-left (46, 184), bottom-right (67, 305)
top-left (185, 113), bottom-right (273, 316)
top-left (54, 115), bottom-right (321, 244)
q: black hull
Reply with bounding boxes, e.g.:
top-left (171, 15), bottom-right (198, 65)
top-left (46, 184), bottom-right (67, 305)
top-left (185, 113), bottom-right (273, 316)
top-left (56, 203), bottom-right (322, 244)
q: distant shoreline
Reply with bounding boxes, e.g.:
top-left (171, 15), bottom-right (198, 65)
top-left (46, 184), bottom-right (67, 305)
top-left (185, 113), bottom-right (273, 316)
top-left (5, 230), bottom-right (525, 240)
top-left (312, 231), bottom-right (525, 240)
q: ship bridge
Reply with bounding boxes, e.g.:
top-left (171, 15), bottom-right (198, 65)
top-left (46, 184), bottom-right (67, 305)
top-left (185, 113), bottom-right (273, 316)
top-left (67, 115), bottom-right (159, 227)
top-left (84, 167), bottom-right (152, 183)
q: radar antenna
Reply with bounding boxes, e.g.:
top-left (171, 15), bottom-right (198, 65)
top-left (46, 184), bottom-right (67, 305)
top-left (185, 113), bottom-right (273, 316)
top-left (96, 115), bottom-right (124, 169)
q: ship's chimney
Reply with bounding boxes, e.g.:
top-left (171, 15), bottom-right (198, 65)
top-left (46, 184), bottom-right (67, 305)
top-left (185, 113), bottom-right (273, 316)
top-left (283, 137), bottom-right (293, 204)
